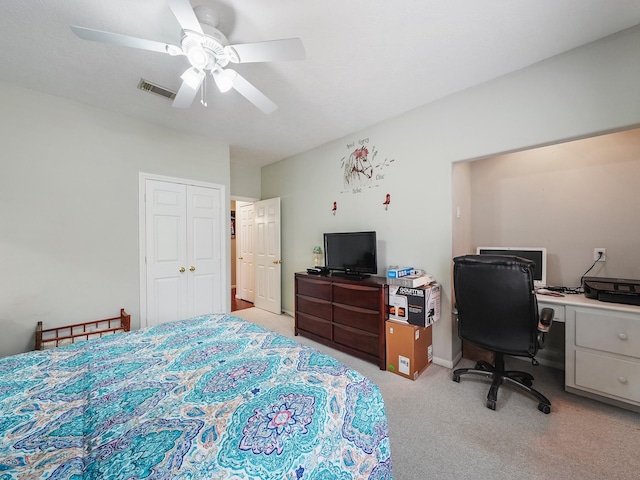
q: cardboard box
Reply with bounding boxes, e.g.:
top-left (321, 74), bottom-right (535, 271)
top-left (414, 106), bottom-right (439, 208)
top-left (387, 274), bottom-right (435, 288)
top-left (386, 267), bottom-right (414, 278)
top-left (388, 283), bottom-right (441, 326)
top-left (386, 320), bottom-right (433, 380)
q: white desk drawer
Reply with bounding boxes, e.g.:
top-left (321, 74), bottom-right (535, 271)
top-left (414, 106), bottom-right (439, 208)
top-left (575, 309), bottom-right (640, 359)
top-left (575, 350), bottom-right (640, 403)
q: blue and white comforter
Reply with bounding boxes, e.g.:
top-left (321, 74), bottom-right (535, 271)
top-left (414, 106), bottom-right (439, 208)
top-left (0, 314), bottom-right (392, 479)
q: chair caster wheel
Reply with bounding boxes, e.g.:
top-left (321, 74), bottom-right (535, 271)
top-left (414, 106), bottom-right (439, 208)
top-left (452, 375), bottom-right (460, 383)
top-left (486, 399), bottom-right (496, 410)
top-left (538, 403), bottom-right (551, 414)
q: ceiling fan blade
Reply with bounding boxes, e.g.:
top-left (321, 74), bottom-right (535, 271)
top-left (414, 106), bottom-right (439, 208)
top-left (167, 0), bottom-right (204, 35)
top-left (70, 26), bottom-right (177, 54)
top-left (172, 70), bottom-right (204, 108)
top-left (226, 38), bottom-right (305, 63)
top-left (230, 70), bottom-right (278, 114)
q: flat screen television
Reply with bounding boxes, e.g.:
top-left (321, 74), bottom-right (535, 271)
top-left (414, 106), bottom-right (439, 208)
top-left (324, 231), bottom-right (377, 278)
top-left (477, 246), bottom-right (547, 287)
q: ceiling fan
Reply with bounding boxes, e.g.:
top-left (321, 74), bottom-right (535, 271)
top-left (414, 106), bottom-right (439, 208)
top-left (70, 0), bottom-right (305, 114)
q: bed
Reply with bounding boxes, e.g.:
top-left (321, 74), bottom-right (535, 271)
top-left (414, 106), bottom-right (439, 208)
top-left (0, 314), bottom-right (393, 479)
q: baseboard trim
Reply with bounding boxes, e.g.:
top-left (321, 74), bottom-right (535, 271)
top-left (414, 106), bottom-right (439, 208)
top-left (433, 352), bottom-right (461, 369)
top-left (565, 386), bottom-right (640, 413)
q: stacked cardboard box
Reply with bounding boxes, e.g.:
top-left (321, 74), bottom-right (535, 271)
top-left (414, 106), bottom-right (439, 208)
top-left (388, 283), bottom-right (441, 327)
top-left (386, 320), bottom-right (433, 380)
top-left (386, 267), bottom-right (414, 278)
top-left (387, 273), bottom-right (435, 288)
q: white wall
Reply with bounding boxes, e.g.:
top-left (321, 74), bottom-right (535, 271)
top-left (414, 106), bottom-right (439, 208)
top-left (0, 82), bottom-right (230, 357)
top-left (467, 128), bottom-right (640, 287)
top-left (262, 25), bottom-right (640, 367)
top-left (230, 161), bottom-right (261, 200)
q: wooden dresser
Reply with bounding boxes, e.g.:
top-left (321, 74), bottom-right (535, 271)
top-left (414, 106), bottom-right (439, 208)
top-left (294, 272), bottom-right (388, 369)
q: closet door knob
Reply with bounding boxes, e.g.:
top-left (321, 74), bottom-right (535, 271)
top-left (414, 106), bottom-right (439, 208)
top-left (179, 267), bottom-right (186, 273)
top-left (618, 333), bottom-right (628, 340)
top-left (618, 376), bottom-right (628, 384)
top-left (189, 266), bottom-right (196, 272)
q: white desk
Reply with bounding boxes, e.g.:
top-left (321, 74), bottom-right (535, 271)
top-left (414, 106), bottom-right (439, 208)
top-left (536, 293), bottom-right (640, 412)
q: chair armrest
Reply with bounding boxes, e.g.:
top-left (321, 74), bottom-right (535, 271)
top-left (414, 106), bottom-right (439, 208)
top-left (538, 307), bottom-right (554, 333)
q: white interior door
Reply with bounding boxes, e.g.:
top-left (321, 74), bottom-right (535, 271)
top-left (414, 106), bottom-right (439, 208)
top-left (254, 197), bottom-right (281, 314)
top-left (145, 180), bottom-right (187, 325)
top-left (142, 176), bottom-right (226, 327)
top-left (187, 185), bottom-right (224, 316)
top-left (237, 203), bottom-right (255, 303)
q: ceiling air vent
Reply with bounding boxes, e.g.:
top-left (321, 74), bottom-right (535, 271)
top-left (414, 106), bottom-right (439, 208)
top-left (137, 78), bottom-right (176, 101)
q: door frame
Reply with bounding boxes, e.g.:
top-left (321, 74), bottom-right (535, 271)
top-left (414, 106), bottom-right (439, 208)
top-left (235, 201), bottom-right (255, 303)
top-left (139, 172), bottom-right (228, 327)
top-left (232, 196), bottom-right (258, 303)
top-left (233, 197), bottom-right (281, 314)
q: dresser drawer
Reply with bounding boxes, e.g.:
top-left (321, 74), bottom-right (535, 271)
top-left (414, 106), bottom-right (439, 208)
top-left (333, 284), bottom-right (382, 311)
top-left (297, 295), bottom-right (332, 321)
top-left (333, 304), bottom-right (379, 334)
top-left (575, 350), bottom-right (640, 403)
top-left (296, 311), bottom-right (332, 339)
top-left (333, 324), bottom-right (378, 356)
top-left (296, 277), bottom-right (332, 301)
top-left (294, 272), bottom-right (387, 370)
top-left (574, 309), bottom-right (640, 359)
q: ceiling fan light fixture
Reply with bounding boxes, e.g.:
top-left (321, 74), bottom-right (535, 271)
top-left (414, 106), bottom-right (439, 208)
top-left (70, 0), bottom-right (305, 113)
top-left (187, 46), bottom-right (208, 69)
top-left (213, 68), bottom-right (237, 93)
top-left (181, 67), bottom-right (205, 89)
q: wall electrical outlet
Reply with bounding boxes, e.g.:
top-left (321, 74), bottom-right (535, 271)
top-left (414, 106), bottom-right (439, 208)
top-left (594, 248), bottom-right (606, 262)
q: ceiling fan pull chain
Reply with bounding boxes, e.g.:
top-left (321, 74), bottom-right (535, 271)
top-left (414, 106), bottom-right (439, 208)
top-left (200, 74), bottom-right (207, 107)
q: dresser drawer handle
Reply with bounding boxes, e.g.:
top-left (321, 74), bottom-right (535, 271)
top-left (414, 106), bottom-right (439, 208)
top-left (618, 333), bottom-right (628, 341)
top-left (618, 376), bottom-right (628, 384)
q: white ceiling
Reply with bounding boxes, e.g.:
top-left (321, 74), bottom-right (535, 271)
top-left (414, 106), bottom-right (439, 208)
top-left (2, 1), bottom-right (640, 167)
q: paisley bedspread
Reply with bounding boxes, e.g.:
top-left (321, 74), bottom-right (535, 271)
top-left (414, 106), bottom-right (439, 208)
top-left (0, 314), bottom-right (392, 479)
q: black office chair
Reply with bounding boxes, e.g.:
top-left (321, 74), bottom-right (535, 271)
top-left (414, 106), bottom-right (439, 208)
top-left (452, 255), bottom-right (554, 414)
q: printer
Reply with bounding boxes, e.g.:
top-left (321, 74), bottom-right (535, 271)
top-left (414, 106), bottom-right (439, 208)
top-left (583, 276), bottom-right (640, 306)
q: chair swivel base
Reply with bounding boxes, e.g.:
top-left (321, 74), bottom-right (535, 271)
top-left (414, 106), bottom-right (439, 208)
top-left (452, 356), bottom-right (551, 414)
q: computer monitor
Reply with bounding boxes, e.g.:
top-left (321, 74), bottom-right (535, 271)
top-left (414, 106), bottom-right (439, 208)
top-left (476, 246), bottom-right (547, 287)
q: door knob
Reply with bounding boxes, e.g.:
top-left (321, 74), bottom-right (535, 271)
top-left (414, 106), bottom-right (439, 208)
top-left (179, 267), bottom-right (186, 273)
top-left (273, 260), bottom-right (282, 265)
top-left (189, 266), bottom-right (196, 272)
top-left (239, 256), bottom-right (243, 260)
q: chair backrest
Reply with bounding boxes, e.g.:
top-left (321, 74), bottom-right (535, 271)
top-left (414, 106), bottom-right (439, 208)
top-left (453, 255), bottom-right (539, 357)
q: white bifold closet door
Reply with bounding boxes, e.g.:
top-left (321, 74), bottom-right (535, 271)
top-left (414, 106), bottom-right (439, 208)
top-left (144, 178), bottom-right (225, 326)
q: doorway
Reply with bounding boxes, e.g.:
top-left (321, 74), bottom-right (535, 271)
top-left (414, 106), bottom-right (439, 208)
top-left (231, 198), bottom-right (282, 314)
top-left (231, 287), bottom-right (254, 311)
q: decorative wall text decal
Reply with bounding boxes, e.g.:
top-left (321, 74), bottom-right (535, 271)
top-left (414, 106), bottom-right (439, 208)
top-left (340, 138), bottom-right (395, 194)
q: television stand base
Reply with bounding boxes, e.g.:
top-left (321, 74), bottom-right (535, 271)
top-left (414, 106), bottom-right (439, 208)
top-left (331, 271), bottom-right (371, 280)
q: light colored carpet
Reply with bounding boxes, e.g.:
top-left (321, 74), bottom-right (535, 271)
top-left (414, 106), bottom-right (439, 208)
top-left (233, 307), bottom-right (640, 480)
